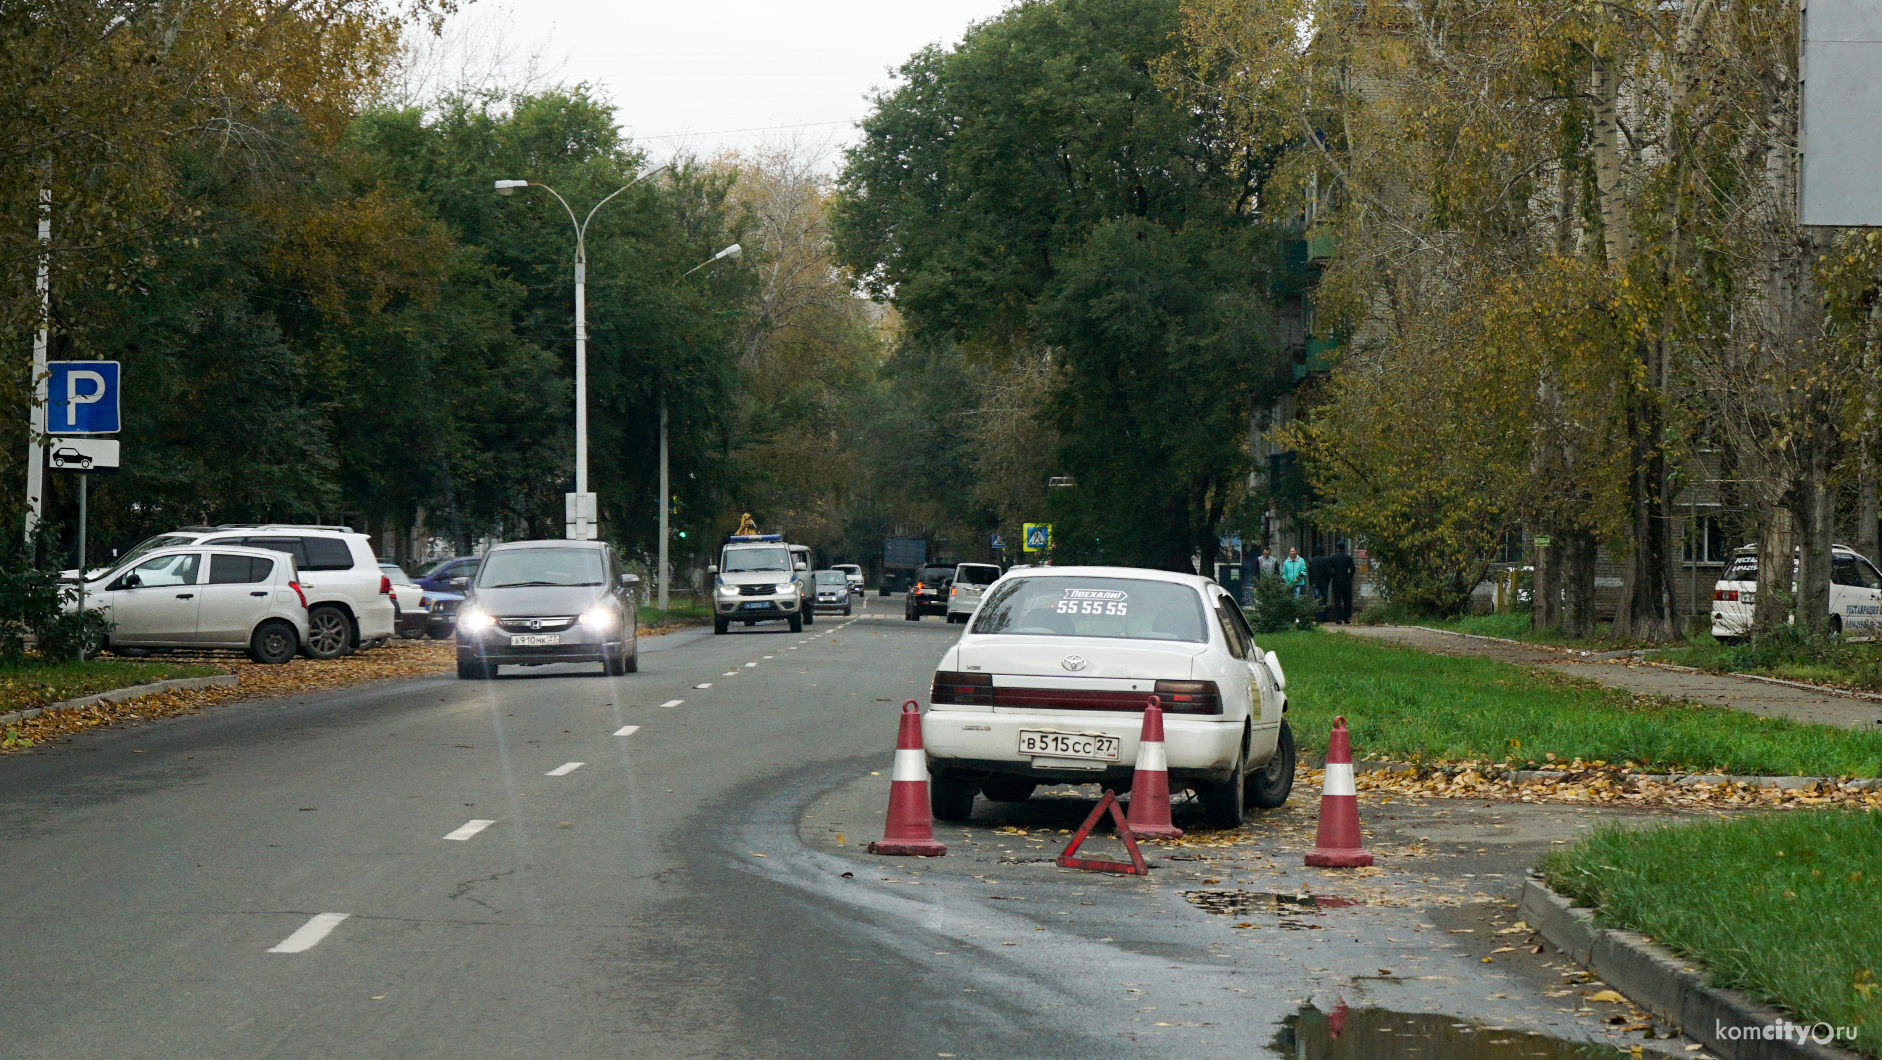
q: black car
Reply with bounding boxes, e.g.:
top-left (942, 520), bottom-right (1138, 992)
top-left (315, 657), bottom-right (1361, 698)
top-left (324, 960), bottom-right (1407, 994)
top-left (904, 564), bottom-right (957, 620)
top-left (453, 540), bottom-right (639, 679)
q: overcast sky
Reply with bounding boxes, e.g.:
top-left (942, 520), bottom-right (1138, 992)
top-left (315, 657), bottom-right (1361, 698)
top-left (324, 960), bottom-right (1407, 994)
top-left (466, 0), bottom-right (1018, 172)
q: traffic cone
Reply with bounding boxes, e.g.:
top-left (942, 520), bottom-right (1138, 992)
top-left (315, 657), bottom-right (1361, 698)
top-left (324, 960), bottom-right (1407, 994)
top-left (868, 700), bottom-right (947, 856)
top-left (1124, 696), bottom-right (1183, 841)
top-left (1304, 716), bottom-right (1373, 867)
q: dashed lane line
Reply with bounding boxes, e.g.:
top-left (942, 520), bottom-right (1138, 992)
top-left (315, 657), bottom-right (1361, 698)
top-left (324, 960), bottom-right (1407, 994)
top-left (444, 819), bottom-right (495, 841)
top-left (658, 699), bottom-right (683, 709)
top-left (694, 683), bottom-right (712, 689)
top-left (614, 725), bottom-right (641, 736)
top-left (545, 762), bottom-right (584, 776)
top-left (267, 913), bottom-right (349, 954)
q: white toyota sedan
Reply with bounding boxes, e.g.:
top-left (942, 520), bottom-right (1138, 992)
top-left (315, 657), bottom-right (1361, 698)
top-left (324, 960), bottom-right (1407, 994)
top-left (922, 566), bottom-right (1294, 828)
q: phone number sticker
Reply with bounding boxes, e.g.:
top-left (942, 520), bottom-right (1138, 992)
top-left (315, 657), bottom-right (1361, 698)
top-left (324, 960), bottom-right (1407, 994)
top-left (1055, 588), bottom-right (1129, 616)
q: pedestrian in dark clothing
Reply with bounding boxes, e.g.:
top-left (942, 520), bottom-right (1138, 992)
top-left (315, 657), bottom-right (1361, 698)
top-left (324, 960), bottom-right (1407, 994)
top-left (1307, 547), bottom-right (1331, 621)
top-left (1328, 541), bottom-right (1357, 624)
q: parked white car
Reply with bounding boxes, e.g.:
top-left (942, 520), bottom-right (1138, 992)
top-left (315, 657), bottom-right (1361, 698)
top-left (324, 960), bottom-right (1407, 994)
top-left (86, 525), bottom-right (394, 658)
top-left (945, 562), bottom-right (1002, 623)
top-left (1711, 543), bottom-right (1882, 641)
top-left (75, 545), bottom-right (309, 663)
top-left (380, 562), bottom-right (429, 639)
top-left (922, 566), bottom-right (1294, 827)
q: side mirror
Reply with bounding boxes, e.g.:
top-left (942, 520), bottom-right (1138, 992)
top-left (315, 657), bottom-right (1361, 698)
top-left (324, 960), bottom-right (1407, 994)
top-left (706, 565), bottom-right (719, 576)
top-left (795, 561), bottom-right (808, 571)
top-left (449, 577), bottom-right (469, 591)
top-left (619, 573), bottom-right (640, 588)
top-left (1264, 650), bottom-right (1286, 691)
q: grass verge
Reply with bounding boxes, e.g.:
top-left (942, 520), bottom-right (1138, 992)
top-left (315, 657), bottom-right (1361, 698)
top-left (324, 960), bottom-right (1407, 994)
top-left (1655, 632), bottom-right (1882, 693)
top-left (637, 599), bottom-right (713, 632)
top-left (1260, 630), bottom-right (1882, 777)
top-left (0, 658), bottom-right (225, 716)
top-left (1541, 810), bottom-right (1882, 1055)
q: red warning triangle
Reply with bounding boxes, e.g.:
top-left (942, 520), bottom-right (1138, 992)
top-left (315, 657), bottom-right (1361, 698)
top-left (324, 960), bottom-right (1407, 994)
top-left (1056, 789), bottom-right (1150, 875)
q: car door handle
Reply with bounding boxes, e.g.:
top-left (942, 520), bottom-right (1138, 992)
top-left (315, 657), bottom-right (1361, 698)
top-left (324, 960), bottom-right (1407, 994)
top-left (176, 593), bottom-right (194, 599)
top-left (250, 591), bottom-right (268, 597)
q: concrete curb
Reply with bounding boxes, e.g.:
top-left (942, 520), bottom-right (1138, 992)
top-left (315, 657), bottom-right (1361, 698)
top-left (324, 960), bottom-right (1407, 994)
top-left (1518, 877), bottom-right (1865, 1060)
top-left (0, 673), bottom-right (238, 728)
top-left (1303, 757), bottom-right (1882, 792)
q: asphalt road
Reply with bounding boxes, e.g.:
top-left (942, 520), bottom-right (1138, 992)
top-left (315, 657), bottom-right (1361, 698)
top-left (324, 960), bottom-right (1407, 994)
top-left (2, 598), bottom-right (1700, 1060)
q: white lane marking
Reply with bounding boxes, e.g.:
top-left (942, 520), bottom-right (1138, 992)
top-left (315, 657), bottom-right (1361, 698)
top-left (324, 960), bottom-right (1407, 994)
top-left (744, 662), bottom-right (758, 668)
top-left (614, 725), bottom-right (641, 736)
top-left (546, 762), bottom-right (585, 777)
top-left (787, 646), bottom-right (798, 650)
top-left (694, 683), bottom-right (712, 689)
top-left (658, 699), bottom-right (683, 709)
top-left (722, 671), bottom-right (738, 677)
top-left (444, 819), bottom-right (495, 841)
top-left (762, 655), bottom-right (774, 659)
top-left (267, 913), bottom-right (349, 953)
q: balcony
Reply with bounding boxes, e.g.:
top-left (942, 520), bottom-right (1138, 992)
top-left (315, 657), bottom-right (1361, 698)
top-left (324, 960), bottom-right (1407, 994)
top-left (1305, 227), bottom-right (1340, 263)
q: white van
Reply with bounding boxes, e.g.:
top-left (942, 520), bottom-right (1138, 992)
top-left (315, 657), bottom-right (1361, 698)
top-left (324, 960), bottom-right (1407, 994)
top-left (1710, 543), bottom-right (1882, 641)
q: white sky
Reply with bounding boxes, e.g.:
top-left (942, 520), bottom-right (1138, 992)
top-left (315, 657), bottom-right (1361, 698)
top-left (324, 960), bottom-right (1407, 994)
top-left (479, 0), bottom-right (1018, 171)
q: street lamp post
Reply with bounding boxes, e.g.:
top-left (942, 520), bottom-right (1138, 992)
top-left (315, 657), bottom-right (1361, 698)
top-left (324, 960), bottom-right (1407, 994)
top-left (495, 167), bottom-right (668, 539)
top-left (659, 242), bottom-right (742, 611)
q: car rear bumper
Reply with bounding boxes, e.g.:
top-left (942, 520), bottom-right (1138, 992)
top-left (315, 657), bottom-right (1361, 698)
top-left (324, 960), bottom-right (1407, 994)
top-left (922, 708), bottom-right (1244, 784)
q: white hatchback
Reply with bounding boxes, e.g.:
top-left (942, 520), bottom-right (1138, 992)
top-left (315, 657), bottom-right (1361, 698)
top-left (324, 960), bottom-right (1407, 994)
top-left (75, 545), bottom-right (310, 663)
top-left (945, 562), bottom-right (1002, 623)
top-left (922, 566), bottom-right (1294, 827)
top-left (1711, 543), bottom-right (1882, 641)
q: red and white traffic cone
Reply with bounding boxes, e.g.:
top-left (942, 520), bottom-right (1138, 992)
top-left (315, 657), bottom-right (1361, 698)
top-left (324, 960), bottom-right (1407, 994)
top-left (1125, 696), bottom-right (1183, 841)
top-left (1304, 715), bottom-right (1373, 867)
top-left (868, 701), bottom-right (947, 857)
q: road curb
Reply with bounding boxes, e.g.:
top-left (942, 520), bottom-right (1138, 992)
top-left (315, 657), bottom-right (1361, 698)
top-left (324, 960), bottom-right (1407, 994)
top-left (1517, 877), bottom-right (1864, 1060)
top-left (1302, 757), bottom-right (1882, 791)
top-left (0, 673), bottom-right (238, 728)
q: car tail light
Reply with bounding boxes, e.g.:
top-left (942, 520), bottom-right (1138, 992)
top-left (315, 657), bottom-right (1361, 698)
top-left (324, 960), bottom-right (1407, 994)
top-left (931, 670), bottom-right (993, 705)
top-left (914, 582), bottom-right (925, 593)
top-left (1154, 679), bottom-right (1223, 715)
top-left (289, 580), bottom-right (308, 609)
top-left (1714, 589), bottom-right (1738, 602)
top-left (379, 574), bottom-right (393, 595)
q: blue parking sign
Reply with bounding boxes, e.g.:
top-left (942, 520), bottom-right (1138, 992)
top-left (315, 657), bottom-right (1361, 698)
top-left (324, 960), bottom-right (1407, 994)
top-left (47, 361), bottom-right (120, 435)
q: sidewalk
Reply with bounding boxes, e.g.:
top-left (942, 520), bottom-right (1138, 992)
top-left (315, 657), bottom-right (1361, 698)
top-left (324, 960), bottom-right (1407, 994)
top-left (1335, 625), bottom-right (1882, 731)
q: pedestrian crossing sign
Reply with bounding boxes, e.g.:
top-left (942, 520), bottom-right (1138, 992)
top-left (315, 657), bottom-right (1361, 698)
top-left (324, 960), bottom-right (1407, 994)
top-left (1023, 523), bottom-right (1051, 552)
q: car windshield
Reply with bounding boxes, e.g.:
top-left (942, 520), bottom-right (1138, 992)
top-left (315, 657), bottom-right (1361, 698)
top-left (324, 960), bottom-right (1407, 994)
top-left (956, 565), bottom-right (1000, 585)
top-left (833, 565), bottom-right (859, 574)
top-left (477, 548), bottom-right (606, 588)
top-left (411, 558), bottom-right (452, 579)
top-left (814, 571), bottom-right (847, 585)
top-left (970, 576), bottom-right (1209, 642)
top-left (110, 533), bottom-right (200, 573)
top-left (380, 564), bottom-right (416, 585)
top-left (723, 546), bottom-right (791, 573)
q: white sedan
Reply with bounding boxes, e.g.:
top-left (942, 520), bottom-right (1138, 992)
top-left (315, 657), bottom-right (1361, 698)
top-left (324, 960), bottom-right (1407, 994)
top-left (922, 566), bottom-right (1294, 827)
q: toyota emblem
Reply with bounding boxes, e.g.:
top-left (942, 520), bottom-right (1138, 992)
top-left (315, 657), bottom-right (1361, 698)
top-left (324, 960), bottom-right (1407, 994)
top-left (1061, 655), bottom-right (1088, 671)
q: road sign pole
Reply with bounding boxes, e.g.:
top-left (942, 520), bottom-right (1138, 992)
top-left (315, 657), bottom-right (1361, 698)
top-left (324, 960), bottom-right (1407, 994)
top-left (657, 393), bottom-right (669, 612)
top-left (75, 472), bottom-right (86, 637)
top-left (24, 185), bottom-right (50, 550)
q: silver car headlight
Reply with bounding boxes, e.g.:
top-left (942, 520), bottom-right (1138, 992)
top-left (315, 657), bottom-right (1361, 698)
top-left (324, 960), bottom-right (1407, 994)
top-left (580, 607), bottom-right (620, 632)
top-left (777, 583), bottom-right (796, 595)
top-left (458, 608), bottom-right (494, 633)
top-left (716, 583), bottom-right (738, 597)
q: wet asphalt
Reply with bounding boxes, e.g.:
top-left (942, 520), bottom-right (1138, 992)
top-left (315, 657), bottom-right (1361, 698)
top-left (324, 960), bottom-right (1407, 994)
top-left (0, 598), bottom-right (1710, 1059)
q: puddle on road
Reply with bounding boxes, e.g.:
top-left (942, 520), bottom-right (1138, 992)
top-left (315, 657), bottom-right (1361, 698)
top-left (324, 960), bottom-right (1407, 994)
top-left (1272, 1004), bottom-right (1638, 1060)
top-left (1185, 890), bottom-right (1357, 916)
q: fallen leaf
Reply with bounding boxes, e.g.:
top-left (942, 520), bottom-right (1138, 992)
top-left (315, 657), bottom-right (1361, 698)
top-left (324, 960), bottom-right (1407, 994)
top-left (1588, 990), bottom-right (1627, 1003)
top-left (1491, 946), bottom-right (1515, 954)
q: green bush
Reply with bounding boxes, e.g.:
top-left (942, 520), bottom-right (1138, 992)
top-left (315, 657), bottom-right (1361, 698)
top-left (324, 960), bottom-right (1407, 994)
top-left (0, 566), bottom-right (113, 663)
top-left (1247, 574), bottom-right (1319, 633)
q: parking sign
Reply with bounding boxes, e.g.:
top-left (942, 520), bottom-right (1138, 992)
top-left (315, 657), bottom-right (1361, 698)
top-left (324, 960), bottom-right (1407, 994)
top-left (46, 361), bottom-right (120, 434)
top-left (1023, 523), bottom-right (1052, 552)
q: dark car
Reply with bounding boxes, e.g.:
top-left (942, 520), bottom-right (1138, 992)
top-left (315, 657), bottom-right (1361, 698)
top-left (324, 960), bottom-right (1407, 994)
top-left (415, 555), bottom-right (481, 593)
top-left (421, 589), bottom-right (463, 639)
top-left (904, 564), bottom-right (957, 620)
top-left (453, 541), bottom-right (639, 679)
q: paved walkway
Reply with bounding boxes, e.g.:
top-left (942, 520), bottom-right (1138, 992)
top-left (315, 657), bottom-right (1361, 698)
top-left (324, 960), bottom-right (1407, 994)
top-left (1335, 624), bottom-right (1882, 731)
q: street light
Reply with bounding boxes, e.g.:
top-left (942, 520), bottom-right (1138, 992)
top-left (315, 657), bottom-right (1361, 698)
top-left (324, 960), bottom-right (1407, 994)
top-left (494, 166), bottom-right (669, 539)
top-left (657, 242), bottom-right (743, 611)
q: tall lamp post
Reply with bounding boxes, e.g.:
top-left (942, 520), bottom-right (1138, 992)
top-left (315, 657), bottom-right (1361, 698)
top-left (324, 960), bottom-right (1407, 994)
top-left (495, 167), bottom-right (668, 539)
top-left (658, 242), bottom-right (742, 611)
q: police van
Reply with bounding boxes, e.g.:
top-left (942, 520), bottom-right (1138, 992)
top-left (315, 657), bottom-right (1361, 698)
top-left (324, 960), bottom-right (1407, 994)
top-left (707, 533), bottom-right (818, 634)
top-left (1710, 543), bottom-right (1882, 641)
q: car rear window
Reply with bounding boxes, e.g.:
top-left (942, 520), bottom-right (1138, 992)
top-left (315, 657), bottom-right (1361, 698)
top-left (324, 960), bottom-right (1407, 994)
top-left (970, 576), bottom-right (1208, 642)
top-left (1722, 554), bottom-right (1758, 582)
top-left (210, 554), bottom-right (274, 584)
top-left (919, 566), bottom-right (955, 583)
top-left (956, 565), bottom-right (1000, 585)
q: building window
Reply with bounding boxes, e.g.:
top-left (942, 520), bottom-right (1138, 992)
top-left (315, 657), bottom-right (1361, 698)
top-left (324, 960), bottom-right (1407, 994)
top-left (1684, 515), bottom-right (1727, 564)
top-left (1498, 528), bottom-right (1524, 564)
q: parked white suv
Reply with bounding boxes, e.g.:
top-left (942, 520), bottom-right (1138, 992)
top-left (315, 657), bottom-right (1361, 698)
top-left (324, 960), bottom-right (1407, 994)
top-left (75, 545), bottom-right (310, 663)
top-left (88, 525), bottom-right (394, 658)
top-left (1711, 543), bottom-right (1882, 641)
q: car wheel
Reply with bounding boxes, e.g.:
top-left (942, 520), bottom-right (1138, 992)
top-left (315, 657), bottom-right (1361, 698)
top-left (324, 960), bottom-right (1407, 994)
top-left (247, 620), bottom-right (298, 664)
top-left (905, 607), bottom-right (919, 621)
top-left (803, 609), bottom-right (814, 625)
top-left (713, 617), bottom-right (728, 635)
top-left (1198, 745), bottom-right (1247, 829)
top-left (930, 772), bottom-right (977, 822)
top-left (302, 605), bottom-right (351, 659)
top-left (426, 625), bottom-right (453, 640)
top-left (980, 778), bottom-right (1036, 802)
top-left (1830, 615), bottom-right (1844, 638)
top-left (456, 658), bottom-right (490, 680)
top-left (788, 613), bottom-right (803, 633)
top-left (624, 650), bottom-right (639, 673)
top-left (843, 604), bottom-right (852, 616)
top-left (1247, 720), bottom-right (1296, 809)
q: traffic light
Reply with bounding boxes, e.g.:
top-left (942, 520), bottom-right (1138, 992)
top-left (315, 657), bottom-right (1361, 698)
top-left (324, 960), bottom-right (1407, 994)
top-left (677, 530), bottom-right (687, 539)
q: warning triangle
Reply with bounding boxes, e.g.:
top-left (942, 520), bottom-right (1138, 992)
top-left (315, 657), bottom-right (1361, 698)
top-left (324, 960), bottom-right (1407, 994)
top-left (1056, 789), bottom-right (1150, 875)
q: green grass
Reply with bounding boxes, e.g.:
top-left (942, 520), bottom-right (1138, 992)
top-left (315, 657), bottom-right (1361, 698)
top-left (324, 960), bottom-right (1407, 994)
top-left (637, 599), bottom-right (714, 628)
top-left (0, 658), bottom-right (226, 716)
top-left (1413, 611), bottom-right (1636, 646)
top-left (1542, 811), bottom-right (1882, 1055)
top-left (1259, 630), bottom-right (1882, 777)
top-left (1656, 632), bottom-right (1882, 692)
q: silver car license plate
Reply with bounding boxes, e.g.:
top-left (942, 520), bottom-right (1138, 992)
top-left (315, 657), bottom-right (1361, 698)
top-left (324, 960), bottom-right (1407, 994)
top-left (1017, 729), bottom-right (1120, 761)
top-left (510, 634), bottom-right (560, 646)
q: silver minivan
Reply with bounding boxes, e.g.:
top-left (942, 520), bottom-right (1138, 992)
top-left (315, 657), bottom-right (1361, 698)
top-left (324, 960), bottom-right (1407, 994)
top-left (76, 545), bottom-right (311, 663)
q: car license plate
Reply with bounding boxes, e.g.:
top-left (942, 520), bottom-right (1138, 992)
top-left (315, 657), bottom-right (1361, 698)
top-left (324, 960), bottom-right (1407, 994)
top-left (741, 601), bottom-right (771, 610)
top-left (1017, 730), bottom-right (1120, 761)
top-left (510, 634), bottom-right (560, 646)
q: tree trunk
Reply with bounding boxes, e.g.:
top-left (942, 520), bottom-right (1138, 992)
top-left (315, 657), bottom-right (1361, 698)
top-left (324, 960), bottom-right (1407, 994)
top-left (1588, 56), bottom-right (1631, 266)
top-left (1753, 502), bottom-right (1795, 632)
top-left (1794, 439), bottom-right (1836, 635)
top-left (1612, 385), bottom-right (1682, 642)
top-left (1561, 529), bottom-right (1598, 639)
top-left (1859, 460), bottom-right (1879, 565)
top-left (1532, 535), bottom-right (1559, 631)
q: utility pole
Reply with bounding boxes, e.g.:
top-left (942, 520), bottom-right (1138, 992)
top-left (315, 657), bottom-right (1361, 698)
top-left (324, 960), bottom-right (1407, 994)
top-left (25, 184), bottom-right (49, 548)
top-left (658, 394), bottom-right (669, 612)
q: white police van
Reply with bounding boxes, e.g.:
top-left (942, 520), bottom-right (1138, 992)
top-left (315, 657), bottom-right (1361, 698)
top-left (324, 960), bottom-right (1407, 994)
top-left (1710, 543), bottom-right (1882, 641)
